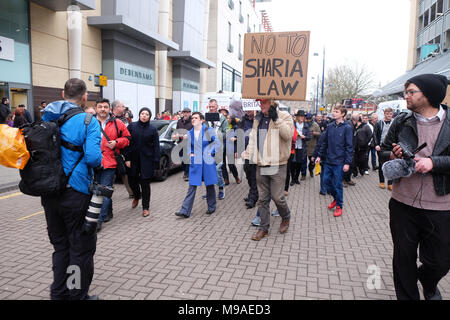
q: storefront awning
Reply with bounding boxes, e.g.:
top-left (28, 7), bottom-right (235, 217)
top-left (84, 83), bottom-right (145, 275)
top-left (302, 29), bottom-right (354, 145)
top-left (30, 0), bottom-right (95, 11)
top-left (167, 51), bottom-right (215, 69)
top-left (373, 51), bottom-right (450, 97)
top-left (87, 15), bottom-right (179, 51)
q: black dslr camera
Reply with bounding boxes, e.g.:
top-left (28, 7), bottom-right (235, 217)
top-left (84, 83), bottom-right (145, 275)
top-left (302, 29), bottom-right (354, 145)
top-left (82, 168), bottom-right (114, 235)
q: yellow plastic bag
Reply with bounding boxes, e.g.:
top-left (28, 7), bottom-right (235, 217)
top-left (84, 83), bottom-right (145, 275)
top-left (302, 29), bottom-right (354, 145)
top-left (314, 162), bottom-right (321, 176)
top-left (0, 124), bottom-right (30, 169)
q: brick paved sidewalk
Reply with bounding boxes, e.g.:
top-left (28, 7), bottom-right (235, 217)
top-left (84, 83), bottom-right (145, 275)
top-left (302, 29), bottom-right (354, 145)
top-left (1, 168), bottom-right (449, 300)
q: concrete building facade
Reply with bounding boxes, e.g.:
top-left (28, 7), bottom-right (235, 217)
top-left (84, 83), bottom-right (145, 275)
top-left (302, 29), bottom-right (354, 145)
top-left (0, 0), bottom-right (264, 119)
top-left (374, 0), bottom-right (450, 101)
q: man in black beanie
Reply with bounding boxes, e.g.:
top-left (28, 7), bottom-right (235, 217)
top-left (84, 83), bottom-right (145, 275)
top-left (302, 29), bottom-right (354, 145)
top-left (380, 73), bottom-right (450, 300)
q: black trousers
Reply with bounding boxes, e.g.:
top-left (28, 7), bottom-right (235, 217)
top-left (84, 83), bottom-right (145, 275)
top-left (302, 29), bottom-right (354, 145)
top-left (285, 153), bottom-right (294, 191)
top-left (129, 176), bottom-right (152, 210)
top-left (291, 148), bottom-right (307, 182)
top-left (353, 148), bottom-right (369, 176)
top-left (244, 160), bottom-right (258, 204)
top-left (389, 198), bottom-right (450, 300)
top-left (41, 188), bottom-right (95, 300)
top-left (377, 151), bottom-right (392, 185)
top-left (307, 156), bottom-right (315, 174)
top-left (222, 147), bottom-right (239, 181)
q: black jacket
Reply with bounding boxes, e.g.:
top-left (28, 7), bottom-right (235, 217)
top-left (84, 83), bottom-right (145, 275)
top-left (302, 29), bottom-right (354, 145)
top-left (176, 117), bottom-right (193, 131)
top-left (354, 122), bottom-right (372, 151)
top-left (373, 119), bottom-right (392, 147)
top-left (381, 105), bottom-right (450, 196)
top-left (0, 103), bottom-right (10, 124)
top-left (124, 120), bottom-right (161, 180)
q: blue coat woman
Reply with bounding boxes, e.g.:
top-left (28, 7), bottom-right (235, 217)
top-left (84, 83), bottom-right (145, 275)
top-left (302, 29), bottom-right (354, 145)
top-left (175, 115), bottom-right (220, 218)
top-left (188, 123), bottom-right (219, 186)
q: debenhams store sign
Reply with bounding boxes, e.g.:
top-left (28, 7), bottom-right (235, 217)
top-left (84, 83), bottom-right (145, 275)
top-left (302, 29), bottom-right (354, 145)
top-left (114, 60), bottom-right (155, 86)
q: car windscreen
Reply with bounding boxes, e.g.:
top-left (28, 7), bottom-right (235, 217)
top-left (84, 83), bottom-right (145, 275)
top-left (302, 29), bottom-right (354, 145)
top-left (151, 121), bottom-right (171, 136)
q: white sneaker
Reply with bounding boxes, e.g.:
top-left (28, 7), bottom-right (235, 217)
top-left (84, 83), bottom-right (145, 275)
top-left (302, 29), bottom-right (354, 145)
top-left (364, 171), bottom-right (369, 175)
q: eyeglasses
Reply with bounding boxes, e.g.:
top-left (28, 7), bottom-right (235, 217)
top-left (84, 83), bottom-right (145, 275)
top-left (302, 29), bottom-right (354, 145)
top-left (403, 90), bottom-right (421, 97)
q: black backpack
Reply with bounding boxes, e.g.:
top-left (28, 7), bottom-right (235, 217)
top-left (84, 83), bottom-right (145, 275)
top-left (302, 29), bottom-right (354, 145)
top-left (19, 107), bottom-right (93, 197)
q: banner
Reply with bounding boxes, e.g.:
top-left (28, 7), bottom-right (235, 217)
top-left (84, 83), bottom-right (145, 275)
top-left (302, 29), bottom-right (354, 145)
top-left (242, 31), bottom-right (310, 101)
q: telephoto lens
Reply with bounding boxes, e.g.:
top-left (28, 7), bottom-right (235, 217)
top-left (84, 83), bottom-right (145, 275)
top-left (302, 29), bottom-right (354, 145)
top-left (82, 182), bottom-right (114, 235)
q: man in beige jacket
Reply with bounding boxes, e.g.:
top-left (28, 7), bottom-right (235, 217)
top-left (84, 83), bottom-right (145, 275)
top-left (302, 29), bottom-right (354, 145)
top-left (243, 99), bottom-right (295, 241)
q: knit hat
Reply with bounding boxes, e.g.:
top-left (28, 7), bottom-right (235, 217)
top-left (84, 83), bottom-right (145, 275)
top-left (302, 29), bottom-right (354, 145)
top-left (139, 107), bottom-right (152, 116)
top-left (139, 107), bottom-right (152, 122)
top-left (406, 74), bottom-right (448, 108)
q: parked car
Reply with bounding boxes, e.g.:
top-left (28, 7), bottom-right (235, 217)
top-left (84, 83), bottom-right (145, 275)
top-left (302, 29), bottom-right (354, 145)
top-left (151, 120), bottom-right (183, 181)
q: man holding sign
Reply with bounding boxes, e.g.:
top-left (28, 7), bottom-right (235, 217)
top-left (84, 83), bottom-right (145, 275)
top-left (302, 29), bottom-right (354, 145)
top-left (242, 99), bottom-right (294, 241)
top-left (241, 31), bottom-right (309, 240)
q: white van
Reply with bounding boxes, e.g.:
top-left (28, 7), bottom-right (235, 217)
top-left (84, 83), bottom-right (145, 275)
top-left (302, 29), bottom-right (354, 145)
top-left (376, 100), bottom-right (409, 120)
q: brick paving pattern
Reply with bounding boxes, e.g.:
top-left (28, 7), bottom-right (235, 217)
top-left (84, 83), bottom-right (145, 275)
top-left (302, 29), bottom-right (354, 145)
top-left (1, 167), bottom-right (449, 300)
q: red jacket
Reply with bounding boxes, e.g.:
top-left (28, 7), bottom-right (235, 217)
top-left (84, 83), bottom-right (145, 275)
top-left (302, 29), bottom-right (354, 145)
top-left (291, 127), bottom-right (298, 154)
top-left (98, 117), bottom-right (131, 169)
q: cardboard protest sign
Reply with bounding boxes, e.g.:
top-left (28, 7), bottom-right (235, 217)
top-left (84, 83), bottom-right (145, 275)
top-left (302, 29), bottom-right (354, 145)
top-left (242, 31), bottom-right (310, 101)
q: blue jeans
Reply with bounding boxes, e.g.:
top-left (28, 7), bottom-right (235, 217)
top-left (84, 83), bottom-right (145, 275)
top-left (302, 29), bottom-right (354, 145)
top-left (370, 147), bottom-right (377, 168)
top-left (322, 163), bottom-right (344, 208)
top-left (97, 168), bottom-right (116, 224)
top-left (180, 185), bottom-right (216, 216)
top-left (216, 162), bottom-right (225, 188)
top-left (319, 163), bottom-right (331, 194)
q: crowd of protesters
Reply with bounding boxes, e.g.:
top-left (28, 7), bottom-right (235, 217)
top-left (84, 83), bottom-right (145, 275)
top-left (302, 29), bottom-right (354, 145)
top-left (3, 73), bottom-right (449, 301)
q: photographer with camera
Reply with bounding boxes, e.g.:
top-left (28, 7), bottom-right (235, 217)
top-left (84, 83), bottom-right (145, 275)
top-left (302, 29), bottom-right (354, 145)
top-left (40, 79), bottom-right (103, 300)
top-left (381, 74), bottom-right (450, 300)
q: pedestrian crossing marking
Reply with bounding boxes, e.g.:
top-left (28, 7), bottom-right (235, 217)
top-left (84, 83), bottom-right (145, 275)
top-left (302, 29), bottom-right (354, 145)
top-left (17, 211), bottom-right (44, 221)
top-left (0, 192), bottom-right (23, 200)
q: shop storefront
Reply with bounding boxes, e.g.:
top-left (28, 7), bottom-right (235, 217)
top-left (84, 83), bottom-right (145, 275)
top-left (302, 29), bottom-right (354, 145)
top-left (0, 0), bottom-right (33, 119)
top-left (172, 61), bottom-right (201, 113)
top-left (101, 31), bottom-right (157, 118)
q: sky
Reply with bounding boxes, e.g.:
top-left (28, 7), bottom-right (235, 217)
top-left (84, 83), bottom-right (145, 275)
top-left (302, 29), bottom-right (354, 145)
top-left (262, 0), bottom-right (411, 99)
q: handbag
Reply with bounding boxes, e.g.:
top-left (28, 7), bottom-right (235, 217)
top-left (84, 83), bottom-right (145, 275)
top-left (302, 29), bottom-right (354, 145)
top-left (100, 121), bottom-right (127, 176)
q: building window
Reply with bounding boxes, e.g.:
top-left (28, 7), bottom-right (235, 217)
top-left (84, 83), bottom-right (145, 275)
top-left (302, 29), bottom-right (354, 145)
top-left (430, 3), bottom-right (436, 23)
top-left (222, 64), bottom-right (233, 91)
top-left (238, 34), bottom-right (243, 60)
top-left (222, 63), bottom-right (242, 92)
top-left (239, 1), bottom-right (244, 23)
top-left (424, 9), bottom-right (429, 27)
top-left (438, 0), bottom-right (443, 14)
top-left (228, 22), bottom-right (233, 52)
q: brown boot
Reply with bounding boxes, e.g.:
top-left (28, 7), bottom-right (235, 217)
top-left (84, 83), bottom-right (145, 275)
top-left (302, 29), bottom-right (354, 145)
top-left (251, 230), bottom-right (268, 241)
top-left (132, 199), bottom-right (139, 208)
top-left (279, 219), bottom-right (290, 234)
top-left (142, 210), bottom-right (150, 217)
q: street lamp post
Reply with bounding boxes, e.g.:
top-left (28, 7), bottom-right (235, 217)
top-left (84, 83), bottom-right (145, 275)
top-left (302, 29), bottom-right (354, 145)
top-left (320, 47), bottom-right (325, 108)
top-left (316, 75), bottom-right (319, 113)
top-left (314, 48), bottom-right (326, 114)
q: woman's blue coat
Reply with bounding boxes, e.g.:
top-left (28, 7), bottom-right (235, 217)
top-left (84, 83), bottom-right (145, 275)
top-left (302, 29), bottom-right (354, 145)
top-left (188, 124), bottom-right (220, 186)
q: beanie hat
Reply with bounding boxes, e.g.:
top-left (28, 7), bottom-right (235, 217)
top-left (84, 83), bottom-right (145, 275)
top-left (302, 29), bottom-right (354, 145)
top-left (139, 107), bottom-right (152, 117)
top-left (406, 74), bottom-right (448, 108)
